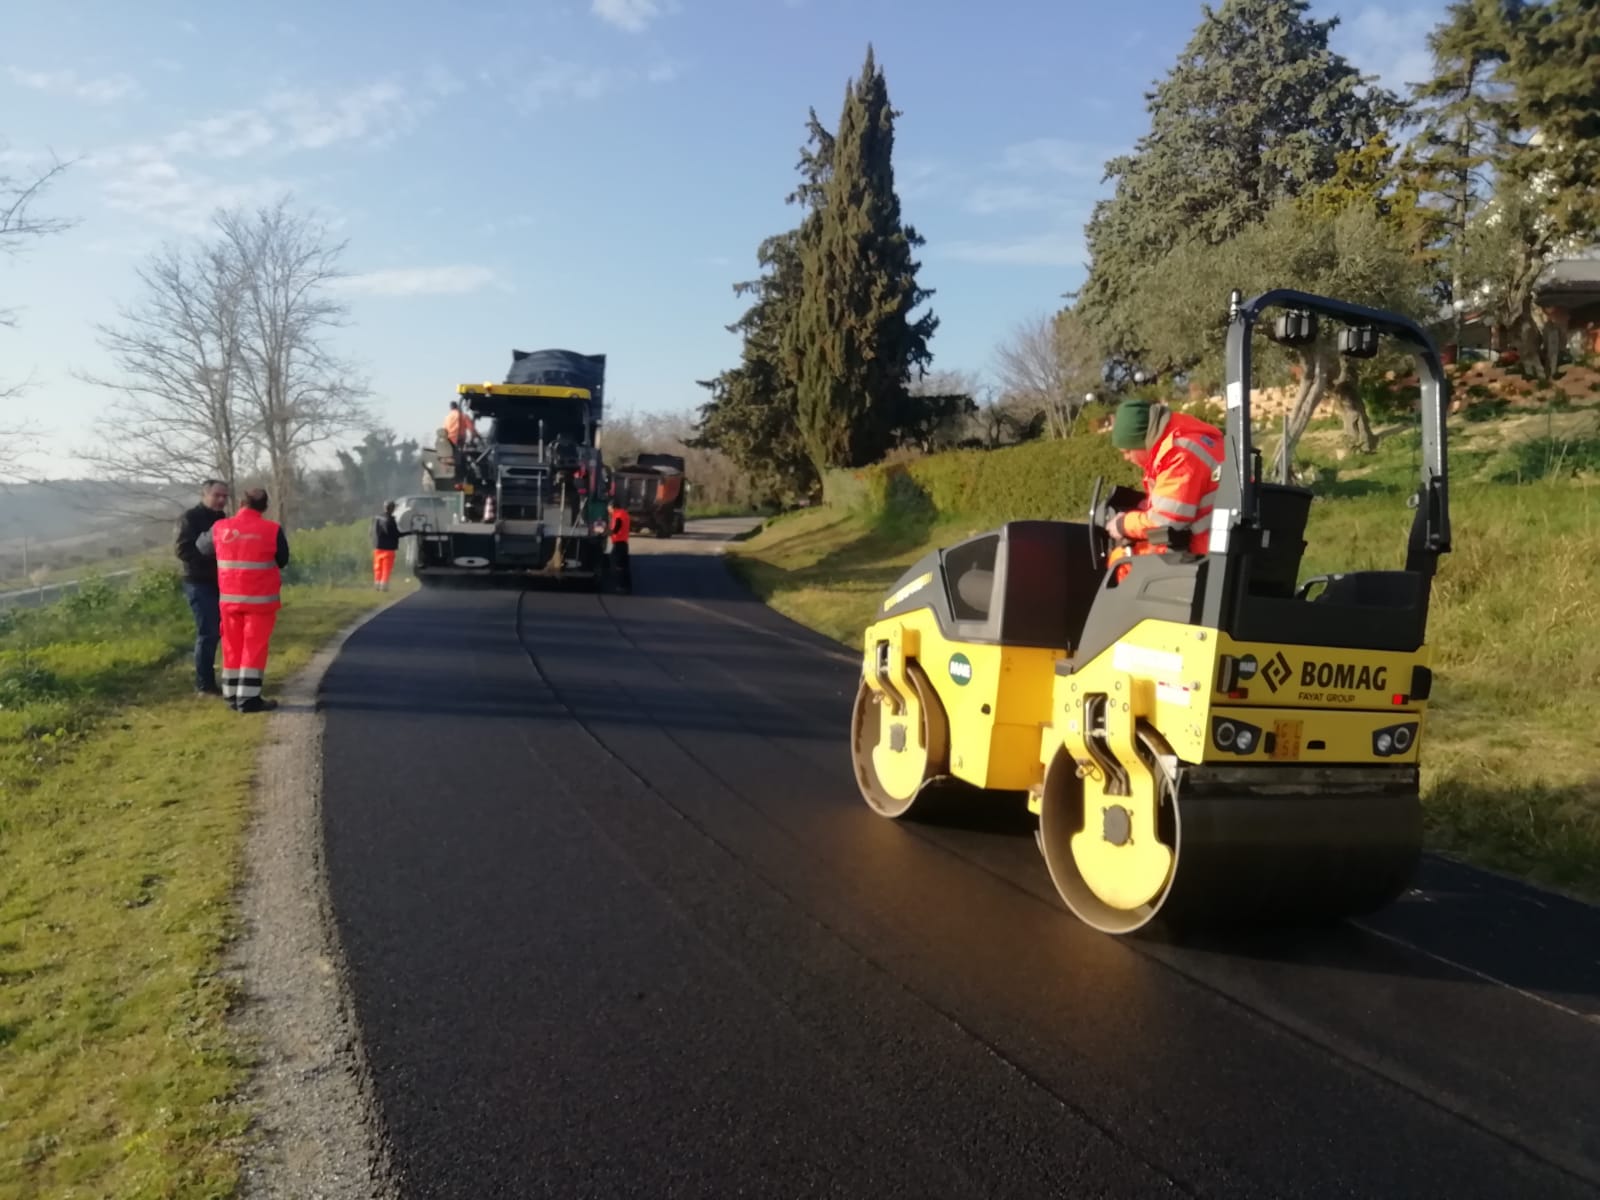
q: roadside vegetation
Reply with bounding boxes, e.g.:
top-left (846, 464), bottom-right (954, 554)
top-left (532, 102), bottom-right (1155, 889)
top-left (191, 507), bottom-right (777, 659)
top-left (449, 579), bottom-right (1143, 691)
top-left (0, 521), bottom-right (392, 1198)
top-left (731, 405), bottom-right (1600, 900)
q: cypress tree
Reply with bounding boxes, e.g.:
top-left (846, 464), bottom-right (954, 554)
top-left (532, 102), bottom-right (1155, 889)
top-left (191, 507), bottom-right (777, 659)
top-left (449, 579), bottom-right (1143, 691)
top-left (793, 46), bottom-right (936, 474)
top-left (1402, 0), bottom-right (1518, 334)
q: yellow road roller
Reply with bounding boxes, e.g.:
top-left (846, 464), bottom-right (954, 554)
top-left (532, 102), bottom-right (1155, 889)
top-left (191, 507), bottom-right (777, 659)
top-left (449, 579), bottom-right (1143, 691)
top-left (850, 289), bottom-right (1451, 935)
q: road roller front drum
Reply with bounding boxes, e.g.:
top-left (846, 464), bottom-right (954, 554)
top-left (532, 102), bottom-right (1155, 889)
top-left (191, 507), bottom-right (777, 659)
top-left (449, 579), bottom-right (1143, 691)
top-left (850, 661), bottom-right (950, 820)
top-left (1038, 726), bottom-right (1423, 937)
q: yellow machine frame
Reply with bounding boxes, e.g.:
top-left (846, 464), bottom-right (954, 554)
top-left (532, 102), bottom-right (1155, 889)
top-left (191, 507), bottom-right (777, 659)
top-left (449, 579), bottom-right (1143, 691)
top-left (851, 289), bottom-right (1449, 936)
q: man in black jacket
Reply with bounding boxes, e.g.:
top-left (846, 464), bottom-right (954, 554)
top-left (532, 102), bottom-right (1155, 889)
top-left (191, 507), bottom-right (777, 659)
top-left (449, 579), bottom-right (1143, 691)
top-left (370, 500), bottom-right (415, 591)
top-left (176, 479), bottom-right (230, 696)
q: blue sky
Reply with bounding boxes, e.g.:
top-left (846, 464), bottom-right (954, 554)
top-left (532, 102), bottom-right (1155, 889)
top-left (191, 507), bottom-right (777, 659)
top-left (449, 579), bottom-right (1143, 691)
top-left (3, 0), bottom-right (1446, 479)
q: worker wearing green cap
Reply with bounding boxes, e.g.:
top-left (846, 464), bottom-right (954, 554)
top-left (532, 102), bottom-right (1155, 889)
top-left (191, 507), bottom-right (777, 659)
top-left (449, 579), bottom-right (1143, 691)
top-left (1103, 397), bottom-right (1225, 578)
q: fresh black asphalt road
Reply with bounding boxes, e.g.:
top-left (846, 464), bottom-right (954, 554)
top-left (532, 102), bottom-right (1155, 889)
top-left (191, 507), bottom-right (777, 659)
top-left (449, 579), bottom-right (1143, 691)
top-left (321, 520), bottom-right (1600, 1199)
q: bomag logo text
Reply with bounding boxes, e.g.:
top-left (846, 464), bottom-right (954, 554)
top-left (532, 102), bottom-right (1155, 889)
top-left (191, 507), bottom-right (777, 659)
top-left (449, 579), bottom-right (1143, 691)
top-left (1300, 661), bottom-right (1388, 691)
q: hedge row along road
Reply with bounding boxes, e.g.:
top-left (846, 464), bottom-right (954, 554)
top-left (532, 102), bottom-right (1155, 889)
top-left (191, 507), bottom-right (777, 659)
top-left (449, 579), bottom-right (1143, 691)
top-left (318, 519), bottom-right (1600, 1198)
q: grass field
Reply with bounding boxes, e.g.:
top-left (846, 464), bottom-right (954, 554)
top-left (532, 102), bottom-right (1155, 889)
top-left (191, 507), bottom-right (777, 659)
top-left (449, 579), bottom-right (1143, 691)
top-left (0, 522), bottom-right (394, 1198)
top-left (731, 417), bottom-right (1600, 899)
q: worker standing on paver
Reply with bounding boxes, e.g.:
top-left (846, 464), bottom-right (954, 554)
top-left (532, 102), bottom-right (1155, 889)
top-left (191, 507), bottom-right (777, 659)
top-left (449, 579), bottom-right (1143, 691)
top-left (444, 400), bottom-right (476, 448)
top-left (200, 487), bottom-right (290, 713)
top-left (609, 496), bottom-right (632, 594)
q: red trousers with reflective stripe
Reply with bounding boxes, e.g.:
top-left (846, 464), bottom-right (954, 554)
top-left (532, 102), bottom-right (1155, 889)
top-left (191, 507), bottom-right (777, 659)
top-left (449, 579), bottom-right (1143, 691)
top-left (220, 607), bottom-right (278, 706)
top-left (373, 549), bottom-right (395, 584)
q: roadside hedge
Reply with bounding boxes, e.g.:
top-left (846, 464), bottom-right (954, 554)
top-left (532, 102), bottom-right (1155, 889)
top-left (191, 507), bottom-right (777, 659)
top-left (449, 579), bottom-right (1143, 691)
top-left (826, 434), bottom-right (1135, 526)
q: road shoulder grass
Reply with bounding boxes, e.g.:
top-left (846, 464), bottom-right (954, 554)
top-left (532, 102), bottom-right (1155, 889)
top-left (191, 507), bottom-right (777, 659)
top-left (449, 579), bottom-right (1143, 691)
top-left (0, 581), bottom-right (394, 1198)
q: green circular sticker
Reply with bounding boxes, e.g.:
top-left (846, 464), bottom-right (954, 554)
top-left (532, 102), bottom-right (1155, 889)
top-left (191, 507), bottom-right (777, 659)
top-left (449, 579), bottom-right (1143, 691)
top-left (948, 652), bottom-right (973, 687)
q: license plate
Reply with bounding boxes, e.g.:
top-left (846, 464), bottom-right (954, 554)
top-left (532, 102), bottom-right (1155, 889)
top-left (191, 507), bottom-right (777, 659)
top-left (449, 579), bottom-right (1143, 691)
top-left (1271, 720), bottom-right (1303, 760)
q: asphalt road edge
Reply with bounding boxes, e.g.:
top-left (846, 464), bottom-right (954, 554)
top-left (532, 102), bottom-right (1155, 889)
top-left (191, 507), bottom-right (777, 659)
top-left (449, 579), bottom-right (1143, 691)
top-left (228, 594), bottom-right (404, 1200)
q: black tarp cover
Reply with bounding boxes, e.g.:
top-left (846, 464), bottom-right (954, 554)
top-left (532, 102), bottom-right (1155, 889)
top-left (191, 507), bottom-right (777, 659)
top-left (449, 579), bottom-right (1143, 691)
top-left (505, 349), bottom-right (606, 425)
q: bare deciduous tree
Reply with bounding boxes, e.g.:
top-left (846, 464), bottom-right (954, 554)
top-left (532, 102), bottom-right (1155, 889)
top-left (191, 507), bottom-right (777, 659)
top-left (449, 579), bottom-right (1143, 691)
top-left (77, 240), bottom-right (253, 508)
top-left (992, 313), bottom-right (1085, 438)
top-left (2, 145), bottom-right (76, 473)
top-left (2, 149), bottom-right (74, 330)
top-left (603, 408), bottom-right (758, 510)
top-left (216, 198), bottom-right (369, 531)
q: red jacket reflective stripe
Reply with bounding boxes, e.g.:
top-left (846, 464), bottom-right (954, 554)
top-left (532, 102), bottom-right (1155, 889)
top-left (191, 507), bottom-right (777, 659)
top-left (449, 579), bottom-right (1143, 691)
top-left (610, 507), bottom-right (631, 543)
top-left (213, 509), bottom-right (283, 609)
top-left (1121, 411), bottom-right (1224, 555)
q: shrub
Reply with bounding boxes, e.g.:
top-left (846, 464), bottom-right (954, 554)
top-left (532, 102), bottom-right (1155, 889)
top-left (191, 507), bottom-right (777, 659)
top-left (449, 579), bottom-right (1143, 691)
top-left (838, 435), bottom-right (1133, 526)
top-left (281, 520), bottom-right (371, 586)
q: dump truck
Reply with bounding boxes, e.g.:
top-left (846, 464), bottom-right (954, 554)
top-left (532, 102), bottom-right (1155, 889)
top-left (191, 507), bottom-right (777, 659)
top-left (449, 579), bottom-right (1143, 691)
top-left (852, 289), bottom-right (1452, 937)
top-left (413, 349), bottom-right (612, 586)
top-left (611, 453), bottom-right (687, 537)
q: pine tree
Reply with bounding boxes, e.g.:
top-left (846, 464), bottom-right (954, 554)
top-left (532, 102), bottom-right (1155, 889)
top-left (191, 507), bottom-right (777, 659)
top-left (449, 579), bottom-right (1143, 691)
top-left (791, 46), bottom-right (937, 474)
top-left (1452, 0), bottom-right (1600, 375)
top-left (1076, 0), bottom-right (1403, 366)
top-left (1402, 0), bottom-right (1518, 335)
top-left (1498, 0), bottom-right (1600, 242)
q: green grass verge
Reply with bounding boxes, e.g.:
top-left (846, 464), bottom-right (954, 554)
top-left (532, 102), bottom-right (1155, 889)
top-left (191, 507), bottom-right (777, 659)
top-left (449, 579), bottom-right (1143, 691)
top-left (0, 522), bottom-right (396, 1197)
top-left (731, 436), bottom-right (1600, 901)
top-left (685, 502), bottom-right (776, 521)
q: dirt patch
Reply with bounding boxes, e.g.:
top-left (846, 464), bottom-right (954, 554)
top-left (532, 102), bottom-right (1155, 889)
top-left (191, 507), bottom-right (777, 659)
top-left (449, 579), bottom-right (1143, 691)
top-left (226, 603), bottom-right (401, 1200)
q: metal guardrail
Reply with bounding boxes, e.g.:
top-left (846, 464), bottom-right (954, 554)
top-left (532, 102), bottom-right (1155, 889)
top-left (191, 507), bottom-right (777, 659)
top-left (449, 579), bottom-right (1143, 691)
top-left (0, 568), bottom-right (138, 610)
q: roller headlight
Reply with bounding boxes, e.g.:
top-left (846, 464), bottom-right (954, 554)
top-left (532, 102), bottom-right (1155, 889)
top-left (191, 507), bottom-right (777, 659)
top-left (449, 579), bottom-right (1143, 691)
top-left (1372, 721), bottom-right (1419, 758)
top-left (1212, 716), bottom-right (1263, 757)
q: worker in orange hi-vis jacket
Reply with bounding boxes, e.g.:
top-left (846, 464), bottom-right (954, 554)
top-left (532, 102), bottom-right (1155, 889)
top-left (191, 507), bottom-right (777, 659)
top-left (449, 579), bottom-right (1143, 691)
top-left (608, 496), bottom-right (632, 594)
top-left (1103, 398), bottom-right (1224, 581)
top-left (444, 400), bottom-right (476, 447)
top-left (198, 487), bottom-right (289, 713)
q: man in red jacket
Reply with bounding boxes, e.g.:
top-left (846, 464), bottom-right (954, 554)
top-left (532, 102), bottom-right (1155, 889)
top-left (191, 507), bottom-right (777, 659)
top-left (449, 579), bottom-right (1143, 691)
top-left (1103, 398), bottom-right (1224, 579)
top-left (199, 488), bottom-right (290, 713)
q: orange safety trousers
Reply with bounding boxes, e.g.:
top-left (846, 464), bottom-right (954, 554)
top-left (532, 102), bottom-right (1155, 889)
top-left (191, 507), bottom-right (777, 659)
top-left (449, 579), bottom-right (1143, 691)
top-left (373, 549), bottom-right (396, 584)
top-left (221, 607), bottom-right (277, 707)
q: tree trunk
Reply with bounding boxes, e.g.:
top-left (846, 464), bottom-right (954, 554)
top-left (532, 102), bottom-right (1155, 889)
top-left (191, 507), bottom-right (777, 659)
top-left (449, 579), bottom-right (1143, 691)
top-left (1276, 350), bottom-right (1329, 482)
top-left (1331, 358), bottom-right (1377, 453)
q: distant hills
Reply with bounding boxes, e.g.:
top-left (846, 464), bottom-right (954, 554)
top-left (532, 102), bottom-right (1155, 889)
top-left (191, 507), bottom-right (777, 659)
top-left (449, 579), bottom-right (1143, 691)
top-left (0, 480), bottom-right (190, 582)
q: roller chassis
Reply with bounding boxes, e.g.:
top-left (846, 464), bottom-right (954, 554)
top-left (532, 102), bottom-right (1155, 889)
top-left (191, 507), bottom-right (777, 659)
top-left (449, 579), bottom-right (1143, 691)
top-left (852, 290), bottom-right (1451, 937)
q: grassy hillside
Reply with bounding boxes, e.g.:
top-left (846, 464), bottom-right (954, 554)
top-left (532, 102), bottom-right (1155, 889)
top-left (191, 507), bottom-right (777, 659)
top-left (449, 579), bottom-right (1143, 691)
top-left (0, 521), bottom-right (393, 1197)
top-left (731, 410), bottom-right (1600, 899)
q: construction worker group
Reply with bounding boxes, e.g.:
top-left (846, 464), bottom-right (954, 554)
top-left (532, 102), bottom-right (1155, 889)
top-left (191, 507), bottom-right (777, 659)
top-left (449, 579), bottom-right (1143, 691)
top-left (171, 394), bottom-right (1205, 711)
top-left (177, 484), bottom-right (289, 713)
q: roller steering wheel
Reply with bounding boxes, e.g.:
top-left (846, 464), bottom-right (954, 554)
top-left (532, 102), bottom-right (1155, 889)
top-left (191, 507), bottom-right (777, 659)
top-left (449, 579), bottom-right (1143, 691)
top-left (1087, 474), bottom-right (1113, 569)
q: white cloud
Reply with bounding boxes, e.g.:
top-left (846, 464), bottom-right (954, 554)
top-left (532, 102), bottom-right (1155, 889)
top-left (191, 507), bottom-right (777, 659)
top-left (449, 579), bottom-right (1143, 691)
top-left (331, 266), bottom-right (498, 297)
top-left (266, 82), bottom-right (422, 151)
top-left (512, 59), bottom-right (623, 111)
top-left (646, 59), bottom-right (684, 85)
top-left (965, 184), bottom-right (1055, 215)
top-left (424, 65), bottom-right (464, 98)
top-left (164, 109), bottom-right (278, 159)
top-left (997, 138), bottom-right (1106, 179)
top-left (99, 155), bottom-right (288, 233)
top-left (941, 231), bottom-right (1086, 268)
top-left (1333, 5), bottom-right (1447, 94)
top-left (87, 78), bottom-right (433, 232)
top-left (7, 67), bottom-right (141, 104)
top-left (592, 0), bottom-right (672, 33)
